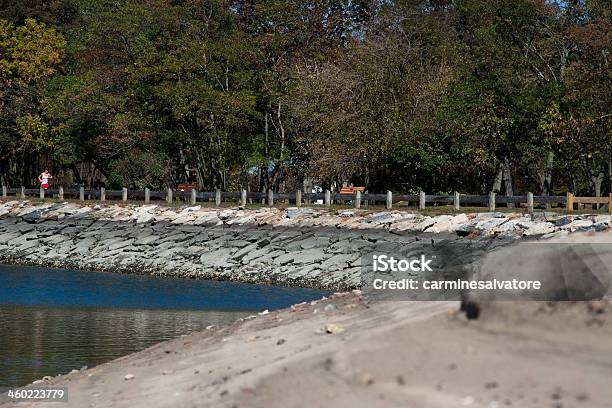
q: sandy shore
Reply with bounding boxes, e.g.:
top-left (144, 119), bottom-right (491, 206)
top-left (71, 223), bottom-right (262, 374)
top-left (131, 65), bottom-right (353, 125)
top-left (4, 293), bottom-right (611, 408)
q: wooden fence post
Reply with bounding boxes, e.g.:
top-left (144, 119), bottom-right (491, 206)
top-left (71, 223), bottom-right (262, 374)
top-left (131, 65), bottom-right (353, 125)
top-left (79, 186), bottom-right (85, 201)
top-left (296, 190), bottom-right (302, 207)
top-left (609, 193), bottom-right (612, 214)
top-left (454, 191), bottom-right (460, 211)
top-left (386, 191), bottom-right (392, 210)
top-left (566, 192), bottom-right (574, 213)
top-left (167, 188), bottom-right (173, 204)
top-left (268, 189), bottom-right (274, 206)
top-left (21, 186), bottom-right (25, 199)
top-left (39, 187), bottom-right (44, 200)
top-left (215, 189), bottom-right (222, 206)
top-left (241, 189), bottom-right (247, 207)
top-left (145, 188), bottom-right (150, 203)
top-left (527, 192), bottom-right (534, 213)
top-left (488, 192), bottom-right (496, 212)
top-left (58, 186), bottom-right (64, 200)
top-left (122, 187), bottom-right (128, 202)
top-left (325, 190), bottom-right (331, 207)
top-left (100, 187), bottom-right (106, 202)
top-left (190, 188), bottom-right (197, 205)
top-left (419, 191), bottom-right (425, 210)
top-left (355, 191), bottom-right (361, 209)
top-left (1, 185), bottom-right (6, 198)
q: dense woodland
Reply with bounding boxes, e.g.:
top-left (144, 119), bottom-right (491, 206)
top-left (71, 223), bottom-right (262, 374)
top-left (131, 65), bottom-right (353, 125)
top-left (0, 0), bottom-right (610, 197)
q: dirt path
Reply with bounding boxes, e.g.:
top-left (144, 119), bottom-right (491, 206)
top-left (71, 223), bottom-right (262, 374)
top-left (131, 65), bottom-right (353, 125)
top-left (3, 294), bottom-right (612, 408)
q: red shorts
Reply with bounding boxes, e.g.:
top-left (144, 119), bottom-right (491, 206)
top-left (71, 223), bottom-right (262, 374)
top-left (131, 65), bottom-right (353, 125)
top-left (42, 183), bottom-right (49, 190)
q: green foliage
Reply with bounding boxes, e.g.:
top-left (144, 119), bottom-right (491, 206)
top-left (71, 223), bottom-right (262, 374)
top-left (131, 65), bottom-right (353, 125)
top-left (0, 0), bottom-right (610, 196)
top-left (0, 18), bottom-right (65, 83)
top-left (108, 150), bottom-right (171, 189)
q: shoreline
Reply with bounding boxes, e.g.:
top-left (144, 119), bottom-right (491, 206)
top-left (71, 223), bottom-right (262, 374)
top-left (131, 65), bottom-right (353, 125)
top-left (3, 293), bottom-right (611, 408)
top-left (1, 200), bottom-right (610, 291)
top-left (1, 202), bottom-right (612, 406)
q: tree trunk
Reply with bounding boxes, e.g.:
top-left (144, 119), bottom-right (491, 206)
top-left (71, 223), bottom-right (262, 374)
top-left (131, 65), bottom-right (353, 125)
top-left (492, 163), bottom-right (503, 193)
top-left (593, 170), bottom-right (604, 210)
top-left (503, 157), bottom-right (514, 208)
top-left (538, 151), bottom-right (554, 196)
top-left (608, 158), bottom-right (612, 194)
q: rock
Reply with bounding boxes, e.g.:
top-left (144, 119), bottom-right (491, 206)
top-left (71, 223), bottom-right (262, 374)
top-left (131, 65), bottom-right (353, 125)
top-left (426, 215), bottom-right (453, 233)
top-left (449, 213), bottom-right (470, 230)
top-left (339, 210), bottom-right (355, 217)
top-left (124, 373), bottom-right (135, 380)
top-left (365, 212), bottom-right (404, 225)
top-left (21, 209), bottom-right (46, 223)
top-left (474, 218), bottom-right (507, 233)
top-left (324, 323), bottom-right (344, 334)
top-left (555, 216), bottom-right (572, 227)
top-left (455, 224), bottom-right (476, 237)
top-left (416, 217), bottom-right (435, 231)
top-left (287, 207), bottom-right (315, 219)
top-left (520, 221), bottom-right (556, 236)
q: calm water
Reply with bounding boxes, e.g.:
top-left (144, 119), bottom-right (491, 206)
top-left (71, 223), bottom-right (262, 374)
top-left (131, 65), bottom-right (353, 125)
top-left (0, 265), bottom-right (328, 390)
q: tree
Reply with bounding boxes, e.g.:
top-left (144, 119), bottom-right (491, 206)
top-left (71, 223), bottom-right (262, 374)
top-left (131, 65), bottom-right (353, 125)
top-left (0, 17), bottom-right (65, 185)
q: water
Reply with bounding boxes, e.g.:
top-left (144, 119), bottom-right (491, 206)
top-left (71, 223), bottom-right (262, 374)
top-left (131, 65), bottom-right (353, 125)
top-left (0, 265), bottom-right (328, 390)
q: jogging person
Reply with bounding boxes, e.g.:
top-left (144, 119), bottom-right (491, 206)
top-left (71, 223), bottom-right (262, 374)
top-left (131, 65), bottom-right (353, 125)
top-left (38, 169), bottom-right (53, 190)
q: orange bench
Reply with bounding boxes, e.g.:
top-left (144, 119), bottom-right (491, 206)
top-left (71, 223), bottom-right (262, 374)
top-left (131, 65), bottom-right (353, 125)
top-left (339, 186), bottom-right (365, 194)
top-left (177, 183), bottom-right (197, 192)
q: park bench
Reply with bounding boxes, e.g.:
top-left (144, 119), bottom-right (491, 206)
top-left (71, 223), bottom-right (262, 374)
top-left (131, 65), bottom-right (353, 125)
top-left (339, 186), bottom-right (365, 194)
top-left (177, 183), bottom-right (197, 192)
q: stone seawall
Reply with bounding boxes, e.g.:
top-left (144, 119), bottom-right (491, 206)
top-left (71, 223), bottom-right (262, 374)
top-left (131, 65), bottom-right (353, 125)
top-left (0, 201), bottom-right (610, 290)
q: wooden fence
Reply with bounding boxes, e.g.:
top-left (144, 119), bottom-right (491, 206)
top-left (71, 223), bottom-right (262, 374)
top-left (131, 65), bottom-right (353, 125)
top-left (2, 185), bottom-right (603, 213)
top-left (566, 192), bottom-right (612, 213)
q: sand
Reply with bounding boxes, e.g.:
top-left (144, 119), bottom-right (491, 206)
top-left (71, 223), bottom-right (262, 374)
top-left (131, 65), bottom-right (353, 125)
top-left (4, 293), bottom-right (612, 408)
